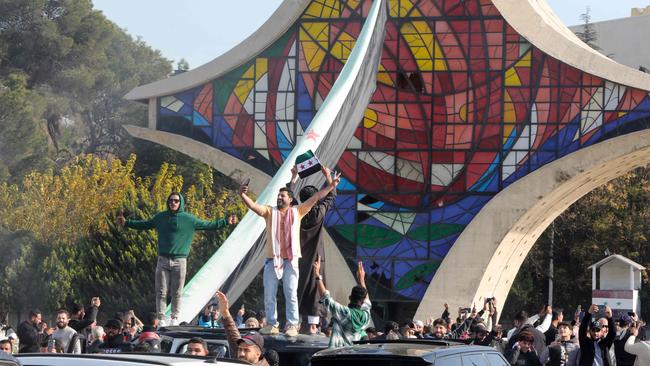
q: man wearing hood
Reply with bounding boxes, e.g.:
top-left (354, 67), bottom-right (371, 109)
top-left (118, 192), bottom-right (237, 325)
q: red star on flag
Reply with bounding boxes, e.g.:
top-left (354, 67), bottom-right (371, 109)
top-left (306, 130), bottom-right (320, 141)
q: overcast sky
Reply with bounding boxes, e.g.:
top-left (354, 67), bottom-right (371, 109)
top-left (92, 0), bottom-right (650, 68)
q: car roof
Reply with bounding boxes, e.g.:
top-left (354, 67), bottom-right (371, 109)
top-left (15, 352), bottom-right (249, 366)
top-left (312, 339), bottom-right (499, 362)
top-left (160, 325), bottom-right (329, 351)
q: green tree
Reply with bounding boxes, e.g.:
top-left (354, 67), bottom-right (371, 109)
top-left (0, 73), bottom-right (52, 181)
top-left (575, 6), bottom-right (601, 51)
top-left (0, 0), bottom-right (172, 175)
top-left (504, 167), bottom-right (650, 322)
top-left (0, 154), bottom-right (245, 315)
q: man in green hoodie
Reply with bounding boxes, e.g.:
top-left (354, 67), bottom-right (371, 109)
top-left (117, 192), bottom-right (237, 326)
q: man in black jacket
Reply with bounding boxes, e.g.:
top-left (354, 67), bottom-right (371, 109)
top-left (17, 310), bottom-right (50, 353)
top-left (613, 314), bottom-right (636, 366)
top-left (287, 165), bottom-right (337, 329)
top-left (579, 304), bottom-right (616, 366)
top-left (69, 296), bottom-right (101, 345)
top-left (99, 319), bottom-right (133, 353)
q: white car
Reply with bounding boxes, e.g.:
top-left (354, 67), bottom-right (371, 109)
top-left (15, 353), bottom-right (249, 366)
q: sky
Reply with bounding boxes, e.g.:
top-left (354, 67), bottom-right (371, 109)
top-left (93, 0), bottom-right (650, 68)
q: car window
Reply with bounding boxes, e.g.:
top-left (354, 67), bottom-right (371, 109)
top-left (435, 355), bottom-right (463, 366)
top-left (176, 340), bottom-right (229, 357)
top-left (462, 353), bottom-right (487, 366)
top-left (486, 353), bottom-right (509, 366)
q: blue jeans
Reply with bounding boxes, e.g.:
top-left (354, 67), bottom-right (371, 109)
top-left (264, 259), bottom-right (299, 327)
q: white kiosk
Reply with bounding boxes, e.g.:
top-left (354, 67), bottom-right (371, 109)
top-left (589, 254), bottom-right (644, 316)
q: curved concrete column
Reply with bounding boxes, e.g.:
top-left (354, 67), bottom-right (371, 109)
top-left (415, 130), bottom-right (650, 320)
top-left (492, 0), bottom-right (650, 90)
top-left (123, 124), bottom-right (271, 194)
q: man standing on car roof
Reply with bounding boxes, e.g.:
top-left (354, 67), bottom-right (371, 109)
top-left (239, 168), bottom-right (339, 337)
top-left (118, 191), bottom-right (237, 326)
top-left (215, 291), bottom-right (269, 366)
top-left (285, 165), bottom-right (337, 331)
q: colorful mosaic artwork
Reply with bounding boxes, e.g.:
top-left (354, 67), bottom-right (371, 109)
top-left (155, 0), bottom-right (650, 302)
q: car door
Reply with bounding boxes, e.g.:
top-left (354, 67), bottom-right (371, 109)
top-left (485, 352), bottom-right (509, 366)
top-left (461, 352), bottom-right (487, 366)
top-left (433, 355), bottom-right (463, 366)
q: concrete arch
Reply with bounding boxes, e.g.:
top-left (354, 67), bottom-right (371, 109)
top-left (123, 125), bottom-right (271, 194)
top-left (492, 0), bottom-right (650, 91)
top-left (415, 130), bottom-right (650, 320)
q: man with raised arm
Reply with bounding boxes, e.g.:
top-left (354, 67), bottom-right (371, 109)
top-left (579, 304), bottom-right (616, 366)
top-left (313, 256), bottom-right (371, 348)
top-left (239, 167), bottom-right (340, 336)
top-left (215, 291), bottom-right (269, 366)
top-left (286, 164), bottom-right (337, 330)
top-left (118, 191), bottom-right (237, 326)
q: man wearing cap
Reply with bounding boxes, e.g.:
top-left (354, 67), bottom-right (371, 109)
top-left (313, 257), bottom-right (371, 348)
top-left (99, 319), bottom-right (133, 353)
top-left (215, 291), bottom-right (268, 365)
top-left (578, 304), bottom-right (616, 366)
top-left (540, 321), bottom-right (579, 366)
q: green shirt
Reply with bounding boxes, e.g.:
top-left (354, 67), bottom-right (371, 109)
top-left (126, 193), bottom-right (227, 258)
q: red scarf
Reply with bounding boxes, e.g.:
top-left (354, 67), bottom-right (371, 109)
top-left (275, 207), bottom-right (295, 260)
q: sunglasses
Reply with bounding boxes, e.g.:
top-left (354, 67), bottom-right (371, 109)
top-left (168, 198), bottom-right (180, 203)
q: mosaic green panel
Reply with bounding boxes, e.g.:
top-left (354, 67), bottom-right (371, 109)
top-left (334, 224), bottom-right (402, 248)
top-left (395, 261), bottom-right (441, 290)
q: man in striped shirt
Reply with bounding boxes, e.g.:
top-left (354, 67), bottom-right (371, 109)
top-left (313, 256), bottom-right (371, 348)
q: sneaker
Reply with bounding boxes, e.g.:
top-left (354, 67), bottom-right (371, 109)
top-left (158, 317), bottom-right (169, 327)
top-left (259, 325), bottom-right (280, 335)
top-left (170, 317), bottom-right (179, 326)
top-left (284, 325), bottom-right (299, 337)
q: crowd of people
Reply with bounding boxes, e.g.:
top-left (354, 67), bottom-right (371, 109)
top-left (2, 293), bottom-right (650, 366)
top-left (2, 164), bottom-right (650, 366)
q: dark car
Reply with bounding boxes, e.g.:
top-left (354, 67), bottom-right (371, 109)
top-left (158, 325), bottom-right (328, 365)
top-left (311, 339), bottom-right (509, 366)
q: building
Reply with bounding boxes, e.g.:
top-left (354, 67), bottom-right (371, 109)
top-left (569, 7), bottom-right (650, 71)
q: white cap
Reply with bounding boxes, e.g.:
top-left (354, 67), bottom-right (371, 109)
top-left (308, 316), bottom-right (320, 325)
top-left (414, 320), bottom-right (424, 327)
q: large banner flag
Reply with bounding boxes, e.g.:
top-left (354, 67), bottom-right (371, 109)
top-left (171, 0), bottom-right (387, 323)
top-left (296, 150), bottom-right (322, 178)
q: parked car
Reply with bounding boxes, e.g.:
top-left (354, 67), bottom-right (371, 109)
top-left (311, 339), bottom-right (509, 366)
top-left (15, 353), bottom-right (248, 366)
top-left (158, 325), bottom-right (328, 365)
